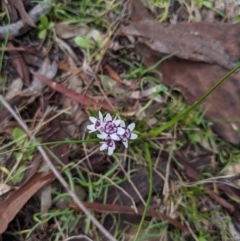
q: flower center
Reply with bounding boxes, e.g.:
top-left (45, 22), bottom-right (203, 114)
top-left (104, 121), bottom-right (117, 134)
top-left (106, 138), bottom-right (114, 147)
top-left (95, 120), bottom-right (101, 129)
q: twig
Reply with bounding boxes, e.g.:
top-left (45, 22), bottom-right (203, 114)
top-left (0, 0), bottom-right (52, 39)
top-left (0, 95), bottom-right (117, 241)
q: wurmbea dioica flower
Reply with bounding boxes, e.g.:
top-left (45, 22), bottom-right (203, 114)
top-left (87, 111), bottom-right (104, 132)
top-left (87, 111), bottom-right (138, 155)
top-left (117, 121), bottom-right (138, 148)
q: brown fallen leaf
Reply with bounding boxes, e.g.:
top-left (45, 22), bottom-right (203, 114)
top-left (8, 0), bottom-right (36, 27)
top-left (122, 0), bottom-right (240, 145)
top-left (7, 42), bottom-right (30, 86)
top-left (0, 110), bottom-right (68, 234)
top-left (4, 0), bottom-right (18, 22)
top-left (0, 172), bottom-right (55, 234)
top-left (30, 71), bottom-right (115, 111)
top-left (103, 64), bottom-right (124, 85)
top-left (122, 0), bottom-right (240, 70)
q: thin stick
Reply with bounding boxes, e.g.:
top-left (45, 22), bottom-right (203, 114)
top-left (0, 95), bottom-right (117, 241)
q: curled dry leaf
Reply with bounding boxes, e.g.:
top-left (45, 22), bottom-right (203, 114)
top-left (223, 162), bottom-right (240, 188)
top-left (55, 36), bottom-right (80, 64)
top-left (40, 184), bottom-right (52, 231)
top-left (130, 85), bottom-right (164, 103)
top-left (228, 222), bottom-right (240, 241)
top-left (55, 22), bottom-right (89, 39)
top-left (23, 58), bottom-right (58, 96)
top-left (5, 78), bottom-right (23, 100)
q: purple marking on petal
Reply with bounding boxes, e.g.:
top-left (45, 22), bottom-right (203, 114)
top-left (106, 138), bottom-right (114, 147)
top-left (125, 129), bottom-right (131, 139)
top-left (104, 121), bottom-right (118, 134)
top-left (94, 120), bottom-right (101, 129)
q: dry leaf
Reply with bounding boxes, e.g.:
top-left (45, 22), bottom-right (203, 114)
top-left (8, 0), bottom-right (36, 27)
top-left (7, 42), bottom-right (30, 86)
top-left (23, 58), bottom-right (58, 96)
top-left (122, 0), bottom-right (240, 144)
top-left (5, 78), bottom-right (23, 100)
top-left (30, 71), bottom-right (114, 111)
top-left (55, 22), bottom-right (89, 39)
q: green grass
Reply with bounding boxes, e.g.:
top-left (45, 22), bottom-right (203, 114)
top-left (1, 0), bottom-right (240, 240)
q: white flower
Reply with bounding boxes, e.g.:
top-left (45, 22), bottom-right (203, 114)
top-left (99, 136), bottom-right (116, 155)
top-left (87, 112), bottom-right (138, 155)
top-left (117, 121), bottom-right (138, 148)
top-left (87, 111), bottom-right (104, 132)
top-left (97, 113), bottom-right (125, 140)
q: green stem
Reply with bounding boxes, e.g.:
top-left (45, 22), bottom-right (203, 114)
top-left (149, 64), bottom-right (240, 137)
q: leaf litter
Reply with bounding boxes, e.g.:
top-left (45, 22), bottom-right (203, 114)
top-left (1, 0), bottom-right (240, 240)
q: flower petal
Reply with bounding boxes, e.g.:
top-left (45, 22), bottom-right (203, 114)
top-left (108, 146), bottom-right (115, 155)
top-left (128, 123), bottom-right (135, 131)
top-left (117, 127), bottom-right (125, 135)
top-left (97, 132), bottom-right (108, 139)
top-left (89, 116), bottom-right (97, 123)
top-left (111, 133), bottom-right (121, 140)
top-left (99, 111), bottom-right (103, 121)
top-left (100, 143), bottom-right (107, 151)
top-left (87, 124), bottom-right (95, 131)
top-left (130, 133), bottom-right (138, 140)
top-left (120, 120), bottom-right (126, 128)
top-left (105, 113), bottom-right (112, 121)
top-left (122, 139), bottom-right (128, 148)
top-left (113, 119), bottom-right (121, 126)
